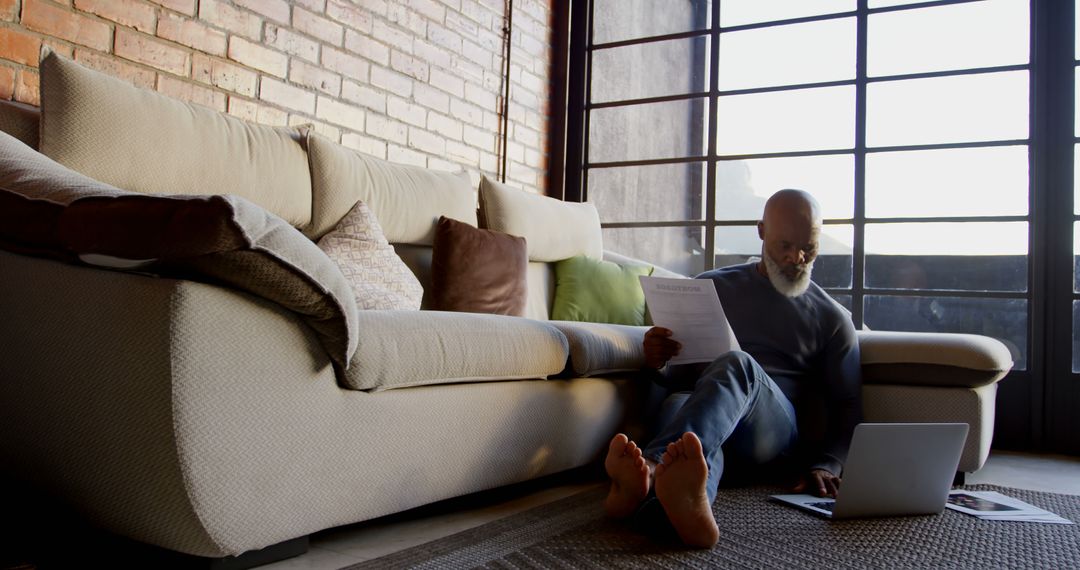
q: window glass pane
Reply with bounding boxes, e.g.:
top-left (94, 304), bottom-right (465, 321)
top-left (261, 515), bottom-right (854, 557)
top-left (1073, 221), bottom-right (1080, 292)
top-left (1075, 67), bottom-right (1080, 137)
top-left (865, 295), bottom-right (1025, 369)
top-left (867, 71), bottom-right (1029, 147)
top-left (866, 222), bottom-right (1028, 291)
top-left (817, 224), bottom-right (854, 288)
top-left (1076, 145), bottom-right (1080, 214)
top-left (593, 0), bottom-right (708, 44)
top-left (589, 163), bottom-right (705, 223)
top-left (719, 18), bottom-right (855, 90)
top-left (589, 98), bottom-right (708, 163)
top-left (714, 225), bottom-right (760, 268)
top-left (603, 226), bottom-right (706, 277)
top-left (716, 154), bottom-right (854, 220)
top-left (717, 86), bottom-right (854, 155)
top-left (831, 294), bottom-right (853, 313)
top-left (720, 0), bottom-right (854, 27)
top-left (1073, 301), bottom-right (1080, 372)
top-left (713, 225), bottom-right (852, 288)
top-left (592, 37), bottom-right (709, 103)
top-left (868, 0), bottom-right (1029, 77)
top-left (866, 146), bottom-right (1029, 218)
top-left (869, 0), bottom-right (936, 7)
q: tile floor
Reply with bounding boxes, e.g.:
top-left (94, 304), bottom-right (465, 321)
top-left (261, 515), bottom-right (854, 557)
top-left (261, 450), bottom-right (1080, 569)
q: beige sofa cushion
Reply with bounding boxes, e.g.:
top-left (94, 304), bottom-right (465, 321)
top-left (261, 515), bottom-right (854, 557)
top-left (549, 321), bottom-right (649, 376)
top-left (0, 100), bottom-right (39, 150)
top-left (38, 47), bottom-right (313, 228)
top-left (344, 310), bottom-right (569, 391)
top-left (858, 330), bottom-right (1013, 388)
top-left (392, 243), bottom-right (434, 307)
top-left (305, 133), bottom-right (476, 242)
top-left (524, 261), bottom-right (556, 320)
top-left (478, 175), bottom-right (603, 262)
top-left (317, 200), bottom-right (423, 311)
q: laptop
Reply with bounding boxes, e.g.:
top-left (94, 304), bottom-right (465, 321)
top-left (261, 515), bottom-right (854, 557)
top-left (771, 422), bottom-right (969, 519)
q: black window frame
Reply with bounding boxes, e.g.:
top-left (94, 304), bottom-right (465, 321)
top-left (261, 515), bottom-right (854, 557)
top-left (558, 0), bottom-right (1080, 452)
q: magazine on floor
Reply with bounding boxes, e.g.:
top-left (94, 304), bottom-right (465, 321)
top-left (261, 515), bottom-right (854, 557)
top-left (946, 490), bottom-right (1074, 524)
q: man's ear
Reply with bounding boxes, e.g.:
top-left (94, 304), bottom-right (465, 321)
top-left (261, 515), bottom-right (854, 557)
top-left (757, 221), bottom-right (765, 240)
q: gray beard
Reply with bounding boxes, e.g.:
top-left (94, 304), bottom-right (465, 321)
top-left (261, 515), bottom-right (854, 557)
top-left (763, 252), bottom-right (813, 298)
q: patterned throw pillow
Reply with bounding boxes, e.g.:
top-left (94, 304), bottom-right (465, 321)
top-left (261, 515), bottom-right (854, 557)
top-left (318, 200), bottom-right (424, 310)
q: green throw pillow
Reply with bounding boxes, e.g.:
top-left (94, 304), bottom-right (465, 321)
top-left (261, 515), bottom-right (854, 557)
top-left (551, 255), bottom-right (654, 325)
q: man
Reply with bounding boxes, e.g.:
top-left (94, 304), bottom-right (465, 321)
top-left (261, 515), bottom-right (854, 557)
top-left (603, 189), bottom-right (862, 548)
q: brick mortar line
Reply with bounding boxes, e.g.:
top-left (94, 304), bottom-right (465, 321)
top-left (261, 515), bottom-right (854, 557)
top-left (6, 1), bottom-right (549, 179)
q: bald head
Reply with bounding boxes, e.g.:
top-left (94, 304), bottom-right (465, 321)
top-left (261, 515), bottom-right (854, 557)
top-left (763, 189), bottom-right (822, 229)
top-left (757, 189), bottom-right (822, 297)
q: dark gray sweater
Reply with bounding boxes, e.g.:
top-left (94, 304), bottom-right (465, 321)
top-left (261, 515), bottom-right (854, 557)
top-left (680, 262), bottom-right (863, 476)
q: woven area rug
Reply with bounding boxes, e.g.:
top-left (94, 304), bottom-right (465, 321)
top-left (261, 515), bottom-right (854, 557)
top-left (344, 484), bottom-right (1080, 569)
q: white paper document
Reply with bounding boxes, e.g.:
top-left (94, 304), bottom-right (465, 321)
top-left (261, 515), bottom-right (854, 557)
top-left (946, 490), bottom-right (1074, 524)
top-left (639, 276), bottom-right (739, 365)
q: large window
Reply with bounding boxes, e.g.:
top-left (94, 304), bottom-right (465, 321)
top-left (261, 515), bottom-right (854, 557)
top-left (567, 0), bottom-right (1080, 450)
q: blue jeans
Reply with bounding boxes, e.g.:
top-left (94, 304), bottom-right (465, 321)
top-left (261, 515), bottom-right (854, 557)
top-left (632, 351), bottom-right (798, 534)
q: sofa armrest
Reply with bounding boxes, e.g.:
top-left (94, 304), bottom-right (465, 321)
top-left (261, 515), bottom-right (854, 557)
top-left (602, 250), bottom-right (687, 279)
top-left (858, 330), bottom-right (1014, 388)
top-left (0, 250), bottom-right (337, 557)
top-left (548, 320), bottom-right (650, 376)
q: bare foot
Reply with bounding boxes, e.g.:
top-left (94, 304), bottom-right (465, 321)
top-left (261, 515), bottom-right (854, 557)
top-left (654, 432), bottom-right (719, 548)
top-left (604, 433), bottom-right (651, 518)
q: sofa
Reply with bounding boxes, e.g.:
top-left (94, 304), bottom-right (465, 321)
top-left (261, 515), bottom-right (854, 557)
top-left (0, 49), bottom-right (1014, 565)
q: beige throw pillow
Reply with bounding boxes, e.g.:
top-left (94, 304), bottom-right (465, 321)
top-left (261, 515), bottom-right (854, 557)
top-left (305, 133), bottom-right (477, 242)
top-left (318, 200), bottom-right (424, 311)
top-left (37, 47), bottom-right (313, 228)
top-left (478, 175), bottom-right (603, 262)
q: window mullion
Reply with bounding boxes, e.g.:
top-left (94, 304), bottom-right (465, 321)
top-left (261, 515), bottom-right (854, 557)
top-left (704, 0), bottom-right (721, 272)
top-left (853, 0), bottom-right (869, 327)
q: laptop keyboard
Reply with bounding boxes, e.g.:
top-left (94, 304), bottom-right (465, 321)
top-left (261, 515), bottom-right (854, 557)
top-left (809, 501), bottom-right (835, 512)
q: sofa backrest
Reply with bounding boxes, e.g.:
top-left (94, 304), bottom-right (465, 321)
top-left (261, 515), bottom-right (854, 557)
top-left (305, 133), bottom-right (477, 242)
top-left (524, 261), bottom-right (556, 320)
top-left (36, 48), bottom-right (314, 229)
top-left (0, 101), bottom-right (39, 150)
top-left (393, 242), bottom-right (556, 320)
top-left (2, 66), bottom-right (666, 324)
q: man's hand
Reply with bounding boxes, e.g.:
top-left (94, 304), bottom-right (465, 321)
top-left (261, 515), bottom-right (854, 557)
top-left (643, 327), bottom-right (681, 370)
top-left (793, 469), bottom-right (840, 498)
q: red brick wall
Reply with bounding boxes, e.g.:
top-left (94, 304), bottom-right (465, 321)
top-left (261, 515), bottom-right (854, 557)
top-left (0, 0), bottom-right (552, 191)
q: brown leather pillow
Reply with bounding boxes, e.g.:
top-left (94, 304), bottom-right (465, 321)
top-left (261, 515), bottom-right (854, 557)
top-left (431, 216), bottom-right (527, 316)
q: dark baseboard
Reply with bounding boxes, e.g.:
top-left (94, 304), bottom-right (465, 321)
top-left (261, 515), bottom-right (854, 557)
top-left (204, 537), bottom-right (309, 570)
